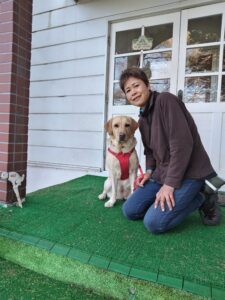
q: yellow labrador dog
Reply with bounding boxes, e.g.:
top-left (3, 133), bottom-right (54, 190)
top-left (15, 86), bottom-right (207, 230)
top-left (98, 116), bottom-right (139, 208)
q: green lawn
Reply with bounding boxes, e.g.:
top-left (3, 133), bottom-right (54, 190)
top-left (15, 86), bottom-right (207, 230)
top-left (0, 258), bottom-right (110, 300)
top-left (0, 254), bottom-right (206, 300)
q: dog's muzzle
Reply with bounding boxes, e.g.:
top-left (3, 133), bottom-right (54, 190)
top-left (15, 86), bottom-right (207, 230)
top-left (119, 133), bottom-right (126, 142)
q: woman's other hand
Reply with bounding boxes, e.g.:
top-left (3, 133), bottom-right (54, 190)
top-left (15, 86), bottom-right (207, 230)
top-left (154, 184), bottom-right (175, 211)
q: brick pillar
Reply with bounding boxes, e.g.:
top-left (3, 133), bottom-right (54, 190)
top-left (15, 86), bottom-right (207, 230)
top-left (0, 0), bottom-right (32, 205)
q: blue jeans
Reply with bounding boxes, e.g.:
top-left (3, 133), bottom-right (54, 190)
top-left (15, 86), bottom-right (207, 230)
top-left (122, 179), bottom-right (205, 234)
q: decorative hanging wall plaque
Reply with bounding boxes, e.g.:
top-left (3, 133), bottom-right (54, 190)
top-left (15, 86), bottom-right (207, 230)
top-left (132, 34), bottom-right (153, 51)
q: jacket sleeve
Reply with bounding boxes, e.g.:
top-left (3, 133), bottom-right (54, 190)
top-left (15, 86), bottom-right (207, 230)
top-left (145, 149), bottom-right (156, 171)
top-left (160, 94), bottom-right (193, 188)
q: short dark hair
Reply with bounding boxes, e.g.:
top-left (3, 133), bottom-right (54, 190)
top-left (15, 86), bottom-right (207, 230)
top-left (119, 67), bottom-right (149, 92)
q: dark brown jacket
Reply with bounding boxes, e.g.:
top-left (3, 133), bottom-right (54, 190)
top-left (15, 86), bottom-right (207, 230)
top-left (139, 91), bottom-right (216, 188)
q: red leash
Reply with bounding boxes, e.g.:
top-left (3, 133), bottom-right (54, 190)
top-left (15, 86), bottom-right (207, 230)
top-left (138, 164), bottom-right (144, 176)
top-left (134, 164), bottom-right (144, 191)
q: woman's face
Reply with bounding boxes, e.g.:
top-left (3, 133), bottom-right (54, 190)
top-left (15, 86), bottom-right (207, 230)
top-left (124, 77), bottom-right (150, 108)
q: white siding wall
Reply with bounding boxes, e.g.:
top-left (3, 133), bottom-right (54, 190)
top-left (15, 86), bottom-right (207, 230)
top-left (28, 0), bottom-right (222, 192)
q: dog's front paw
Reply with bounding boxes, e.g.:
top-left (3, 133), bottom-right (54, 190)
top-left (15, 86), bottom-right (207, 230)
top-left (104, 199), bottom-right (115, 208)
top-left (98, 193), bottom-right (106, 200)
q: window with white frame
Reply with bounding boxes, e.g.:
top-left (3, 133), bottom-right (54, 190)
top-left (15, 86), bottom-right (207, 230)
top-left (113, 23), bottom-right (174, 105)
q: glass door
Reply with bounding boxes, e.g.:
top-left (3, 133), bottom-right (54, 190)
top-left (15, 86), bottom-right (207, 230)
top-left (178, 3), bottom-right (225, 177)
top-left (109, 12), bottom-right (180, 167)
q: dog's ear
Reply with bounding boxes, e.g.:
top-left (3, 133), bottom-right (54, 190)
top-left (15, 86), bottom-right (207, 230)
top-left (104, 119), bottom-right (113, 135)
top-left (130, 118), bottom-right (139, 133)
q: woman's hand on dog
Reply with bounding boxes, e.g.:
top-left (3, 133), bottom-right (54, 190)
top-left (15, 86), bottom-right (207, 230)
top-left (154, 184), bottom-right (175, 211)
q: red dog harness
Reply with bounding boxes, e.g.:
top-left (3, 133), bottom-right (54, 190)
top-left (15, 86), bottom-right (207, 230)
top-left (108, 148), bottom-right (135, 180)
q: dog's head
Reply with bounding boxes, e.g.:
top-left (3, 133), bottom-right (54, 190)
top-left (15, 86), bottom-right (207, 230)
top-left (105, 116), bottom-right (138, 143)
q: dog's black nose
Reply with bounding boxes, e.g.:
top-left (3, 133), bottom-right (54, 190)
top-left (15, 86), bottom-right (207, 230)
top-left (119, 133), bottom-right (126, 141)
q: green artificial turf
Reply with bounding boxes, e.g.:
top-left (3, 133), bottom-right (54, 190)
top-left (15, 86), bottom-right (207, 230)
top-left (0, 257), bottom-right (109, 300)
top-left (0, 175), bottom-right (225, 298)
top-left (0, 237), bottom-right (206, 300)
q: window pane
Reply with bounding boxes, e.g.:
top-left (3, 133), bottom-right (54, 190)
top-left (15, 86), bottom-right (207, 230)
top-left (114, 55), bottom-right (140, 80)
top-left (184, 76), bottom-right (218, 103)
top-left (113, 83), bottom-right (127, 105)
top-left (143, 51), bottom-right (172, 79)
top-left (223, 47), bottom-right (225, 71)
top-left (145, 24), bottom-right (173, 49)
top-left (115, 29), bottom-right (141, 54)
top-left (150, 79), bottom-right (170, 92)
top-left (221, 75), bottom-right (225, 102)
top-left (186, 46), bottom-right (219, 73)
top-left (187, 15), bottom-right (222, 45)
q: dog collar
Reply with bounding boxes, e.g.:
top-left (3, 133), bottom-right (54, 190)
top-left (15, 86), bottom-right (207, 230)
top-left (108, 148), bottom-right (135, 180)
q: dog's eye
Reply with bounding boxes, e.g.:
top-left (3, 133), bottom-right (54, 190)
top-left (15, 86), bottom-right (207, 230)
top-left (125, 124), bottom-right (130, 127)
top-left (114, 124), bottom-right (119, 128)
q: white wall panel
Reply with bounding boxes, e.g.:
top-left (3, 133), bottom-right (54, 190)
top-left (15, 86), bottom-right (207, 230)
top-left (32, 12), bottom-right (49, 32)
top-left (30, 56), bottom-right (105, 81)
top-left (33, 0), bottom-right (72, 15)
top-left (28, 146), bottom-right (102, 168)
top-left (31, 37), bottom-right (106, 65)
top-left (29, 114), bottom-right (103, 131)
top-left (30, 76), bottom-right (104, 97)
top-left (28, 130), bottom-right (103, 150)
top-left (29, 95), bottom-right (104, 114)
top-left (32, 18), bottom-right (106, 48)
top-left (33, 0), bottom-right (218, 25)
top-left (33, 0), bottom-right (171, 17)
top-left (50, 0), bottom-right (172, 27)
